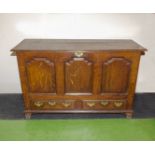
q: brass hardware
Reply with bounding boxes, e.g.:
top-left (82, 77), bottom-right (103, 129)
top-left (87, 102), bottom-right (96, 107)
top-left (48, 101), bottom-right (56, 106)
top-left (75, 51), bottom-right (84, 57)
top-left (62, 102), bottom-right (72, 107)
top-left (114, 101), bottom-right (123, 107)
top-left (34, 101), bottom-right (43, 107)
top-left (101, 101), bottom-right (108, 106)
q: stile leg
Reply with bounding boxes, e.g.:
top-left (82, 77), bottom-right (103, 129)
top-left (126, 112), bottom-right (133, 119)
top-left (25, 113), bottom-right (32, 119)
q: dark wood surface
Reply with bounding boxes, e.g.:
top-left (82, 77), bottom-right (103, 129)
top-left (12, 39), bottom-right (146, 119)
top-left (11, 39), bottom-right (147, 52)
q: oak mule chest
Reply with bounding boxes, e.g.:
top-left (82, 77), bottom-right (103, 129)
top-left (11, 39), bottom-right (146, 119)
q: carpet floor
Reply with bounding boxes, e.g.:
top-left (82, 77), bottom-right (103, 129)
top-left (0, 119), bottom-right (155, 140)
top-left (0, 93), bottom-right (155, 119)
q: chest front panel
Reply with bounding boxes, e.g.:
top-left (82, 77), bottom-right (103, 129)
top-left (17, 51), bottom-right (140, 100)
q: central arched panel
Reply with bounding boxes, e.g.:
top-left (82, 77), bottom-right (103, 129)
top-left (65, 57), bottom-right (93, 94)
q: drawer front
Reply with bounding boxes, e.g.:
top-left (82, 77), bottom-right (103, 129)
top-left (31, 100), bottom-right (75, 110)
top-left (30, 99), bottom-right (126, 110)
top-left (83, 100), bottom-right (126, 110)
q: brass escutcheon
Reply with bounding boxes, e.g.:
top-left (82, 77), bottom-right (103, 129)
top-left (34, 101), bottom-right (43, 107)
top-left (74, 51), bottom-right (84, 57)
top-left (101, 101), bottom-right (109, 106)
top-left (87, 102), bottom-right (96, 107)
top-left (48, 101), bottom-right (56, 106)
top-left (114, 101), bottom-right (123, 107)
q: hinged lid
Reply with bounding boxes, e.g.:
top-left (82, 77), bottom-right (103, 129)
top-left (11, 39), bottom-right (147, 55)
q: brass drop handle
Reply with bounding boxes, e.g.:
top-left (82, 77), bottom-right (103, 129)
top-left (74, 51), bottom-right (84, 57)
top-left (101, 101), bottom-right (109, 106)
top-left (114, 101), bottom-right (123, 107)
top-left (34, 101), bottom-right (43, 107)
top-left (48, 101), bottom-right (56, 106)
top-left (87, 102), bottom-right (96, 107)
top-left (62, 102), bottom-right (72, 107)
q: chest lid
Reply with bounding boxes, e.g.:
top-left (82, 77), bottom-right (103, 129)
top-left (11, 39), bottom-right (147, 55)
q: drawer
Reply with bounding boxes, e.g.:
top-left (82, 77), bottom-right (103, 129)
top-left (31, 99), bottom-right (126, 111)
top-left (31, 100), bottom-right (75, 110)
top-left (82, 100), bottom-right (126, 110)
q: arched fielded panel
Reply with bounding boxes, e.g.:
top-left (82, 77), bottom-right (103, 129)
top-left (26, 58), bottom-right (56, 93)
top-left (101, 57), bottom-right (131, 93)
top-left (65, 57), bottom-right (93, 93)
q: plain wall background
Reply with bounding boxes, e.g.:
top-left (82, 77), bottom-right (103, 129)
top-left (0, 13), bottom-right (155, 93)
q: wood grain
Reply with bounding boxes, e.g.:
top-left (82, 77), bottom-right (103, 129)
top-left (26, 58), bottom-right (56, 93)
top-left (102, 57), bottom-right (131, 93)
top-left (65, 57), bottom-right (93, 93)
